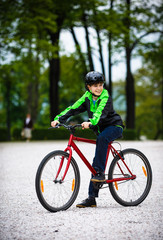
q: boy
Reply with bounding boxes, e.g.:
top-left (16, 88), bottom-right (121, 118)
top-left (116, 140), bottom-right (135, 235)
top-left (51, 71), bottom-right (124, 208)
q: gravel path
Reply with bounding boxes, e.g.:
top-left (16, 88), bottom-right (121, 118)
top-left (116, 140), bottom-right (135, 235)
top-left (0, 140), bottom-right (163, 240)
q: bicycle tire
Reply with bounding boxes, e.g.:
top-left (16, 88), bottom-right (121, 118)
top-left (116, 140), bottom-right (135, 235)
top-left (35, 150), bottom-right (80, 212)
top-left (108, 148), bottom-right (152, 206)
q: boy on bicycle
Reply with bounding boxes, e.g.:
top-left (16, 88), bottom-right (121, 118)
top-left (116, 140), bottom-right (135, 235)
top-left (51, 71), bottom-right (124, 208)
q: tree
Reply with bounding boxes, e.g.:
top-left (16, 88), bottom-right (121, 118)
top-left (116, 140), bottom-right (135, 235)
top-left (1, 0), bottom-right (162, 134)
top-left (0, 0), bottom-right (48, 127)
top-left (59, 54), bottom-right (85, 109)
top-left (36, 53), bottom-right (86, 126)
top-left (135, 66), bottom-right (162, 139)
top-left (135, 37), bottom-right (163, 139)
top-left (0, 63), bottom-right (24, 139)
top-left (0, 66), bottom-right (13, 140)
top-left (69, 0), bottom-right (108, 74)
top-left (0, 55), bottom-right (43, 139)
top-left (70, 27), bottom-right (88, 77)
top-left (0, 0), bottom-right (81, 121)
top-left (114, 0), bottom-right (163, 129)
top-left (108, 0), bottom-right (114, 95)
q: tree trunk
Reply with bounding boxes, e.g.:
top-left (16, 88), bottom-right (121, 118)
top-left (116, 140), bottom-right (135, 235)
top-left (32, 70), bottom-right (39, 123)
top-left (93, 9), bottom-right (105, 76)
top-left (70, 26), bottom-right (88, 76)
top-left (6, 77), bottom-right (11, 141)
top-left (82, 12), bottom-right (94, 71)
top-left (125, 46), bottom-right (135, 129)
top-left (27, 81), bottom-right (33, 114)
top-left (124, 0), bottom-right (135, 129)
top-left (96, 27), bottom-right (105, 76)
top-left (161, 71), bottom-right (163, 139)
top-left (108, 32), bottom-right (112, 95)
top-left (27, 80), bottom-right (39, 123)
top-left (48, 31), bottom-right (60, 120)
top-left (108, 0), bottom-right (114, 96)
top-left (26, 54), bottom-right (40, 123)
top-left (154, 117), bottom-right (162, 140)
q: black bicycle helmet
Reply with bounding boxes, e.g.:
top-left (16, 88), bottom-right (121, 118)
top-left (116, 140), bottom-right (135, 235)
top-left (85, 71), bottom-right (105, 88)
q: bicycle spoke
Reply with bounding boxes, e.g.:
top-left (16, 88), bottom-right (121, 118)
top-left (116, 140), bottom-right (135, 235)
top-left (35, 151), bottom-right (80, 212)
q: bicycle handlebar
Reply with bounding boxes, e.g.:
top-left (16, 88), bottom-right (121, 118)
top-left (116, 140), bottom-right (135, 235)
top-left (49, 123), bottom-right (94, 131)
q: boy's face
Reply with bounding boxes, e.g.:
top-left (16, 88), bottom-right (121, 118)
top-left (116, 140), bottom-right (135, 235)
top-left (87, 82), bottom-right (104, 97)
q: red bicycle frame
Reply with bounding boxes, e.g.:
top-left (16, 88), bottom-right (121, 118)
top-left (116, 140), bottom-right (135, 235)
top-left (56, 134), bottom-right (136, 183)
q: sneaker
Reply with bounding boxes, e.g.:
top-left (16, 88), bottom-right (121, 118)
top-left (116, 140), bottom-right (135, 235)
top-left (91, 172), bottom-right (105, 182)
top-left (76, 197), bottom-right (96, 208)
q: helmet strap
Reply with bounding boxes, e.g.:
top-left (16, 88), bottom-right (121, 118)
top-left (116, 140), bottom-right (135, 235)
top-left (88, 89), bottom-right (99, 98)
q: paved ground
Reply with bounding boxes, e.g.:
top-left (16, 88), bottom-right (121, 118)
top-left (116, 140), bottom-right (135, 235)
top-left (0, 140), bottom-right (163, 240)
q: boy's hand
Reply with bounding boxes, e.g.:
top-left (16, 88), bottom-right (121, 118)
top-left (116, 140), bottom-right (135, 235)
top-left (51, 120), bottom-right (59, 127)
top-left (81, 122), bottom-right (91, 129)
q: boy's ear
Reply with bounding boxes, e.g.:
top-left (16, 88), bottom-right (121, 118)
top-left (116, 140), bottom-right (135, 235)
top-left (87, 85), bottom-right (91, 90)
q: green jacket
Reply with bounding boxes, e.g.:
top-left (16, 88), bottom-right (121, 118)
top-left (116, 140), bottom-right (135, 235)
top-left (54, 89), bottom-right (124, 133)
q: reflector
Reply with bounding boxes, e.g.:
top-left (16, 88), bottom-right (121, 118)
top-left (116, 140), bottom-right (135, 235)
top-left (72, 179), bottom-right (75, 191)
top-left (41, 180), bottom-right (44, 193)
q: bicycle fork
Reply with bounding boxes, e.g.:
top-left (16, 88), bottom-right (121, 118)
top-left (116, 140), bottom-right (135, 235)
top-left (54, 146), bottom-right (72, 183)
top-left (54, 134), bottom-right (97, 183)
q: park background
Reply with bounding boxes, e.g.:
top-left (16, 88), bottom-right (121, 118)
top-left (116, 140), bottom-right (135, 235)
top-left (0, 2), bottom-right (163, 239)
top-left (0, 0), bottom-right (163, 141)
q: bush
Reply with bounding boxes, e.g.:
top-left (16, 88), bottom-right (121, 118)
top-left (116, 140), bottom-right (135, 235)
top-left (32, 128), bottom-right (70, 140)
top-left (0, 128), bottom-right (8, 141)
top-left (122, 129), bottom-right (137, 140)
top-left (12, 128), bottom-right (96, 141)
top-left (74, 129), bottom-right (96, 139)
top-left (12, 128), bottom-right (22, 140)
top-left (11, 127), bottom-right (137, 141)
top-left (32, 128), bottom-right (96, 140)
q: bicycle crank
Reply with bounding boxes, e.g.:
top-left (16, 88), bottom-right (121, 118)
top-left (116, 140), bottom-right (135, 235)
top-left (93, 182), bottom-right (104, 190)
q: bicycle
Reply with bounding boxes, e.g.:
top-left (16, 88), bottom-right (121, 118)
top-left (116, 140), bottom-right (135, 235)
top-left (35, 123), bottom-right (152, 212)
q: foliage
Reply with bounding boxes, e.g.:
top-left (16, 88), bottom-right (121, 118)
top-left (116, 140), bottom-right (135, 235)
top-left (135, 68), bottom-right (162, 139)
top-left (112, 80), bottom-right (126, 122)
top-left (11, 128), bottom-right (96, 141)
top-left (59, 54), bottom-right (85, 109)
top-left (0, 56), bottom-right (43, 128)
top-left (0, 0), bottom-right (162, 140)
top-left (135, 38), bottom-right (163, 139)
top-left (0, 128), bottom-right (8, 141)
top-left (0, 63), bottom-right (25, 128)
top-left (122, 129), bottom-right (138, 140)
top-left (111, 35), bottom-right (163, 140)
top-left (9, 127), bottom-right (137, 141)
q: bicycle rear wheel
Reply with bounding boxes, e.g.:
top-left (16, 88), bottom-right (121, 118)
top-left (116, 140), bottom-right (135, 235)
top-left (108, 148), bottom-right (152, 206)
top-left (35, 150), bottom-right (80, 212)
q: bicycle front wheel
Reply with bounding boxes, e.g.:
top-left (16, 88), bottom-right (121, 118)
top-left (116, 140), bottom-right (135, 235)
top-left (35, 150), bottom-right (80, 212)
top-left (108, 148), bottom-right (152, 206)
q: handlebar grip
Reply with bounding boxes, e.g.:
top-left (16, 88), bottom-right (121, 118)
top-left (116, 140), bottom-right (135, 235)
top-left (48, 123), bottom-right (61, 129)
top-left (49, 123), bottom-right (94, 130)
